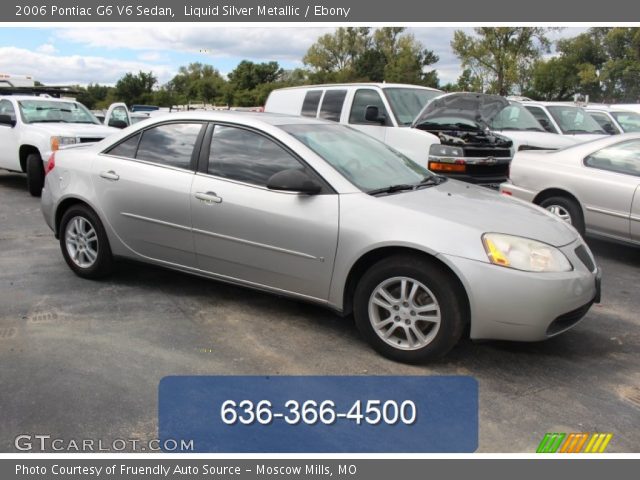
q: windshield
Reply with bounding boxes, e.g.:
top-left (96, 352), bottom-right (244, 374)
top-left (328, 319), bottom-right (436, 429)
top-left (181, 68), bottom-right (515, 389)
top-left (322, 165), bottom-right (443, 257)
top-left (383, 88), bottom-right (442, 126)
top-left (490, 104), bottom-right (545, 132)
top-left (281, 124), bottom-right (432, 192)
top-left (611, 111), bottom-right (640, 133)
top-left (546, 106), bottom-right (605, 134)
top-left (18, 100), bottom-right (100, 125)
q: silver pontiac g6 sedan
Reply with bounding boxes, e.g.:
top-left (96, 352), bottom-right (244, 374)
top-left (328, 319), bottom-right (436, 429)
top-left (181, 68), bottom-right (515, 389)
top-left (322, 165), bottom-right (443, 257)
top-left (41, 112), bottom-right (601, 363)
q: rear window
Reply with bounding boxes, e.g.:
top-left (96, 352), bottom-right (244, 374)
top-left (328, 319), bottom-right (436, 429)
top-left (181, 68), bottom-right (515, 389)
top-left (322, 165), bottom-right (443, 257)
top-left (301, 91), bottom-right (322, 117)
top-left (319, 90), bottom-right (347, 122)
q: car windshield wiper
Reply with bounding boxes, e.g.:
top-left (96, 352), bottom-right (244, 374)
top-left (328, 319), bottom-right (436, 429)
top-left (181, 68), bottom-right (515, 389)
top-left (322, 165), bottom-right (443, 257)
top-left (367, 184), bottom-right (416, 196)
top-left (416, 174), bottom-right (445, 187)
top-left (367, 175), bottom-right (445, 196)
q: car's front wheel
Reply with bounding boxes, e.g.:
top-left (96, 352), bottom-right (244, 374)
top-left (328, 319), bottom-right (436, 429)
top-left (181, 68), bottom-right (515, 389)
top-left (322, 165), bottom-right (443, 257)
top-left (353, 255), bottom-right (467, 363)
top-left (59, 205), bottom-right (114, 278)
top-left (539, 196), bottom-right (585, 236)
top-left (26, 153), bottom-right (45, 197)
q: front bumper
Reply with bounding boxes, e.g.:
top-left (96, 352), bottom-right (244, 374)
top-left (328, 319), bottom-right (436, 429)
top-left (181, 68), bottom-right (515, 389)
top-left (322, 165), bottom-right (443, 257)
top-left (441, 239), bottom-right (599, 341)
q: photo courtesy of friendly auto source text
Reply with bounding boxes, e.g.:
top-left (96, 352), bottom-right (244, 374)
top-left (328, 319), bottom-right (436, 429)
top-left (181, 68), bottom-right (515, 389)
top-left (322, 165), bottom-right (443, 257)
top-left (0, 0), bottom-right (638, 477)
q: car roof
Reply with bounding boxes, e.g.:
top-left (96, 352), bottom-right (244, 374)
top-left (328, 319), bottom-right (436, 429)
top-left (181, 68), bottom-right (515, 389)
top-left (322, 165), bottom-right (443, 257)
top-left (272, 83), bottom-right (442, 92)
top-left (0, 95), bottom-right (80, 102)
top-left (138, 110), bottom-right (335, 127)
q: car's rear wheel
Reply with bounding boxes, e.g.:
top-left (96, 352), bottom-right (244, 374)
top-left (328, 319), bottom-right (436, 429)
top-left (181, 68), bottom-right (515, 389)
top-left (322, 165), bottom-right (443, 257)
top-left (26, 153), bottom-right (44, 197)
top-left (353, 255), bottom-right (466, 363)
top-left (59, 205), bottom-right (114, 278)
top-left (539, 196), bottom-right (585, 236)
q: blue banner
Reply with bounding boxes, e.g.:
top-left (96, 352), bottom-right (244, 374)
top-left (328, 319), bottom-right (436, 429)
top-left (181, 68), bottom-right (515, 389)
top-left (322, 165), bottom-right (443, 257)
top-left (159, 376), bottom-right (478, 453)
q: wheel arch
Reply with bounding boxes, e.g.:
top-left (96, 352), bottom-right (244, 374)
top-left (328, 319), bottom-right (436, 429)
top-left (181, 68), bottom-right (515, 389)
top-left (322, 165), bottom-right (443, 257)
top-left (341, 246), bottom-right (471, 326)
top-left (533, 187), bottom-right (585, 220)
top-left (19, 145), bottom-right (42, 172)
top-left (54, 197), bottom-right (98, 238)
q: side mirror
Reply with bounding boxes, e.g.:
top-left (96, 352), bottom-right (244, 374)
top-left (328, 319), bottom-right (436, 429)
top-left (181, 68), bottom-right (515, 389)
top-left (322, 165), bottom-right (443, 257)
top-left (602, 122), bottom-right (617, 135)
top-left (537, 118), bottom-right (554, 133)
top-left (267, 169), bottom-right (322, 195)
top-left (0, 114), bottom-right (16, 127)
top-left (365, 105), bottom-right (387, 125)
top-left (108, 119), bottom-right (129, 129)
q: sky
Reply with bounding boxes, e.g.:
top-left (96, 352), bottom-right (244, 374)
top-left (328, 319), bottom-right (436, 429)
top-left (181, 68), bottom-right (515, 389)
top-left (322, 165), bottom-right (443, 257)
top-left (0, 26), bottom-right (588, 87)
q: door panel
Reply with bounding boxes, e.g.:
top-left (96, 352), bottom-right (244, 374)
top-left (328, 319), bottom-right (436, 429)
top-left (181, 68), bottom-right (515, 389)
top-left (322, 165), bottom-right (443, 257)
top-left (92, 156), bottom-right (196, 266)
top-left (91, 122), bottom-right (203, 267)
top-left (0, 100), bottom-right (19, 170)
top-left (190, 175), bottom-right (339, 300)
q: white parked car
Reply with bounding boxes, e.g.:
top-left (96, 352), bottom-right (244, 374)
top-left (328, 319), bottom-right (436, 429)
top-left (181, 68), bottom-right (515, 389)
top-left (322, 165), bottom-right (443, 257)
top-left (0, 95), bottom-right (118, 195)
top-left (264, 83), bottom-right (443, 165)
top-left (500, 133), bottom-right (640, 244)
top-left (586, 106), bottom-right (640, 135)
top-left (523, 101), bottom-right (608, 141)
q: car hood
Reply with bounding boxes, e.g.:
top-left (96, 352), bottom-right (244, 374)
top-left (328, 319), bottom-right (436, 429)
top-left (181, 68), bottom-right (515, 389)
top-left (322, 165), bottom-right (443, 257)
top-left (413, 92), bottom-right (509, 128)
top-left (497, 131), bottom-right (580, 149)
top-left (29, 123), bottom-right (119, 138)
top-left (378, 179), bottom-right (578, 247)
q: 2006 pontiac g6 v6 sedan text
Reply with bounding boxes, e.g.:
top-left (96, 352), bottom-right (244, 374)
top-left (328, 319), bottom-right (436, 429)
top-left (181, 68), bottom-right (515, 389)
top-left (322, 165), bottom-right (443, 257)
top-left (41, 112), bottom-right (601, 363)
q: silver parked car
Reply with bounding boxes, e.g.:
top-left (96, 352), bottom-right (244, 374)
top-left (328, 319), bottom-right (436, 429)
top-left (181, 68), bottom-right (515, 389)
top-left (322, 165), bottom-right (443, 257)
top-left (500, 133), bottom-right (640, 246)
top-left (41, 112), bottom-right (600, 363)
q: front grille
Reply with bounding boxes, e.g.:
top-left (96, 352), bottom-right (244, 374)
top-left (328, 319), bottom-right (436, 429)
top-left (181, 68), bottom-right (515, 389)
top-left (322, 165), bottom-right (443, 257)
top-left (79, 137), bottom-right (104, 143)
top-left (546, 300), bottom-right (594, 336)
top-left (463, 147), bottom-right (511, 158)
top-left (575, 244), bottom-right (596, 272)
top-left (464, 163), bottom-right (510, 177)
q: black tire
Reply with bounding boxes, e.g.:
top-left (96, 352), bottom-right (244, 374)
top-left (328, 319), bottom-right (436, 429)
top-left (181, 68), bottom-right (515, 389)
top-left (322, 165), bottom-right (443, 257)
top-left (353, 255), bottom-right (467, 364)
top-left (26, 153), bottom-right (45, 197)
top-left (59, 204), bottom-right (114, 279)
top-left (539, 196), bottom-right (585, 236)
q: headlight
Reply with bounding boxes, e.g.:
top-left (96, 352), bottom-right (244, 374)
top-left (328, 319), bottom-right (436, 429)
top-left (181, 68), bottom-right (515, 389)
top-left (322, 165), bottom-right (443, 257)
top-left (482, 233), bottom-right (572, 272)
top-left (429, 144), bottom-right (464, 157)
top-left (50, 136), bottom-right (77, 151)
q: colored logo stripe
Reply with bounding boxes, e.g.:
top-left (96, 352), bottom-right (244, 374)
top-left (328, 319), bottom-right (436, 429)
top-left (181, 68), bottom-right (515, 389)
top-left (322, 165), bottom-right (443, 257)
top-left (537, 433), bottom-right (613, 453)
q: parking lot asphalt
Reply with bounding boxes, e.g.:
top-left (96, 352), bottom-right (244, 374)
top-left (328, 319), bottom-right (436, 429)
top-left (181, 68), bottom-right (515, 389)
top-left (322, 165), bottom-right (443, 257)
top-left (0, 170), bottom-right (639, 453)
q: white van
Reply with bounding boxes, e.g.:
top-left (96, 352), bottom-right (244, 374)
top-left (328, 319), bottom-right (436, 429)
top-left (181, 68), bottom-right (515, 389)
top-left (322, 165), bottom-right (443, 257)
top-left (265, 83), bottom-right (443, 165)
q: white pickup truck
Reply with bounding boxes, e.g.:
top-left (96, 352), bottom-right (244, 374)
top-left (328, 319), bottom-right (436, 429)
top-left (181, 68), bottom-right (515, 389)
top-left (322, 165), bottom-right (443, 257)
top-left (0, 94), bottom-right (117, 195)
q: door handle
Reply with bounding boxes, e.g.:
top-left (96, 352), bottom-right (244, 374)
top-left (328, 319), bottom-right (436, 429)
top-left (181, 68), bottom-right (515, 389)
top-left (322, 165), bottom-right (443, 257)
top-left (99, 170), bottom-right (120, 181)
top-left (195, 191), bottom-right (223, 204)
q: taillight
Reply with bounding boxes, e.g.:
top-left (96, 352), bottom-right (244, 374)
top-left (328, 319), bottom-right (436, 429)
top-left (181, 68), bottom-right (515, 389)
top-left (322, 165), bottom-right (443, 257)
top-left (45, 152), bottom-right (55, 175)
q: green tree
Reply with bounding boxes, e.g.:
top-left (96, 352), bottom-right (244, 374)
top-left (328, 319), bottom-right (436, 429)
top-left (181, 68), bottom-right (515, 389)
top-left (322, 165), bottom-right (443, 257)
top-left (114, 71), bottom-right (157, 106)
top-left (167, 63), bottom-right (226, 105)
top-left (451, 27), bottom-right (555, 95)
top-left (304, 27), bottom-right (439, 86)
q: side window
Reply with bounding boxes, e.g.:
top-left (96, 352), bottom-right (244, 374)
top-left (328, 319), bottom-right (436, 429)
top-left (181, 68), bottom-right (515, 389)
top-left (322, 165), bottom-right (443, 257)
top-left (135, 123), bottom-right (203, 170)
top-left (106, 132), bottom-right (141, 158)
top-left (108, 106), bottom-right (130, 127)
top-left (525, 106), bottom-right (556, 133)
top-left (208, 125), bottom-right (305, 187)
top-left (584, 140), bottom-right (640, 176)
top-left (0, 99), bottom-right (16, 122)
top-left (349, 89), bottom-right (389, 125)
top-left (319, 90), bottom-right (347, 122)
top-left (589, 112), bottom-right (619, 134)
top-left (301, 91), bottom-right (322, 117)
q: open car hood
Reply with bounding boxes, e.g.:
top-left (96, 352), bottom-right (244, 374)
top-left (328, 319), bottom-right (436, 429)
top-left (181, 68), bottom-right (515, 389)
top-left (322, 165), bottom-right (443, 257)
top-left (413, 92), bottom-right (510, 128)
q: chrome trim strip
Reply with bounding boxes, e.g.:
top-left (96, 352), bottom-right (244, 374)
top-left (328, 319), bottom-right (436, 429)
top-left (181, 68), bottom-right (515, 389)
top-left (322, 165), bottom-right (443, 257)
top-left (585, 205), bottom-right (630, 220)
top-left (630, 215), bottom-right (640, 223)
top-left (192, 227), bottom-right (319, 261)
top-left (120, 212), bottom-right (191, 232)
top-left (121, 212), bottom-right (320, 261)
